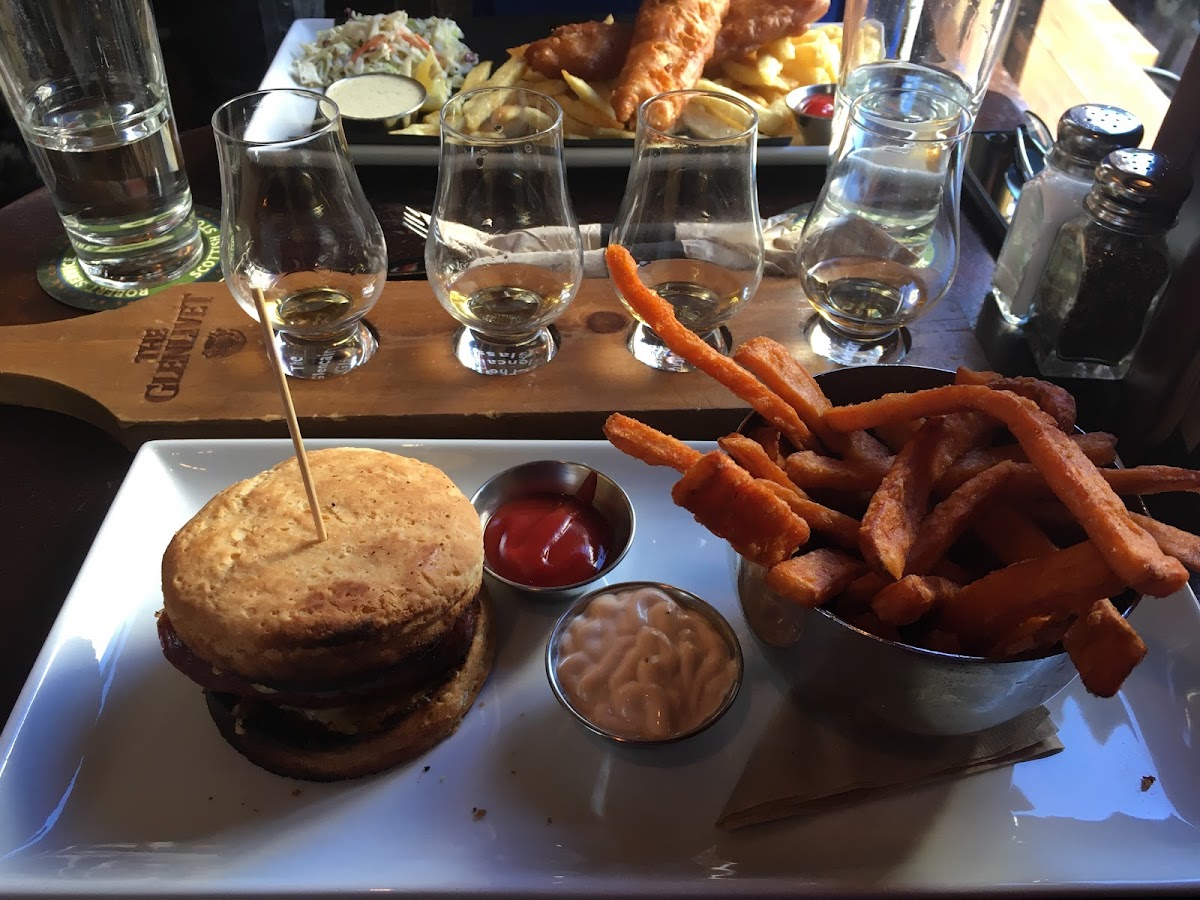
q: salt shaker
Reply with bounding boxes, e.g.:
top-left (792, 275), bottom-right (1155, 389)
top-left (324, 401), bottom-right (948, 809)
top-left (990, 105), bottom-right (1143, 325)
top-left (1026, 149), bottom-right (1187, 380)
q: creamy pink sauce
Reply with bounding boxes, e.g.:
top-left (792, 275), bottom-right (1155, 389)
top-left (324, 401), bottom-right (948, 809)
top-left (554, 586), bottom-right (737, 741)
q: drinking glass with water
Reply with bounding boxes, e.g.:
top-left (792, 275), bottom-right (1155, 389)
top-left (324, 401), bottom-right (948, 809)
top-left (0, 0), bottom-right (202, 289)
top-left (833, 0), bottom-right (1017, 148)
top-left (213, 90), bottom-right (388, 379)
top-left (798, 87), bottom-right (970, 365)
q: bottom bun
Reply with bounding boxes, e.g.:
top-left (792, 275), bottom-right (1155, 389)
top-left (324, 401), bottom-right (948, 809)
top-left (207, 595), bottom-right (494, 781)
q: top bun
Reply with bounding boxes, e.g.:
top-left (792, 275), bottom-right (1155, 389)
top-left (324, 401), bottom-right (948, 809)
top-left (162, 448), bottom-right (483, 687)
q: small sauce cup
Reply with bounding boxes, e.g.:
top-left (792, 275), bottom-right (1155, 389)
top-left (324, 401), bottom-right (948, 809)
top-left (546, 581), bottom-right (744, 744)
top-left (471, 460), bottom-right (635, 601)
top-left (325, 73), bottom-right (426, 130)
top-left (786, 82), bottom-right (836, 146)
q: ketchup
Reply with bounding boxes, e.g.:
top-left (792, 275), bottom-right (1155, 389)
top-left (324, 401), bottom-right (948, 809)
top-left (484, 489), bottom-right (613, 588)
top-left (799, 94), bottom-right (835, 118)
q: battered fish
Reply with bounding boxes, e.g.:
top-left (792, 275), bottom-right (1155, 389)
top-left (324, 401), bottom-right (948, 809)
top-left (712, 0), bottom-right (830, 62)
top-left (526, 21), bottom-right (633, 81)
top-left (526, 0), bottom-right (831, 94)
top-left (611, 0), bottom-right (732, 129)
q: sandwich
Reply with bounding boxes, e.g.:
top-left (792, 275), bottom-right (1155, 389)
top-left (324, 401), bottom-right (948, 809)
top-left (157, 447), bottom-right (492, 781)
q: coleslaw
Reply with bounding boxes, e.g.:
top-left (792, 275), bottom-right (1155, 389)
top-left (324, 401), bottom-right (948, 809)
top-left (291, 11), bottom-right (478, 111)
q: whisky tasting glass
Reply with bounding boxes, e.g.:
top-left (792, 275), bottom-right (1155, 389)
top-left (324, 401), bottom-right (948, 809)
top-left (610, 90), bottom-right (763, 372)
top-left (609, 91), bottom-right (768, 374)
top-left (213, 89), bottom-right (387, 379)
top-left (426, 87), bottom-right (583, 376)
top-left (798, 87), bottom-right (970, 365)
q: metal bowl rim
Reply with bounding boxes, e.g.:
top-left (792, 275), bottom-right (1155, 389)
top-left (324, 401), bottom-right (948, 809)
top-left (545, 580), bottom-right (745, 745)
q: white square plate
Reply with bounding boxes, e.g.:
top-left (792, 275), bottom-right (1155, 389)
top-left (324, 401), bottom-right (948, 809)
top-left (2, 438), bottom-right (1199, 897)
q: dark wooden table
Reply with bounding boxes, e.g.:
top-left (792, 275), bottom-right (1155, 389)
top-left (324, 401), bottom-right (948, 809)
top-left (0, 113), bottom-right (1012, 723)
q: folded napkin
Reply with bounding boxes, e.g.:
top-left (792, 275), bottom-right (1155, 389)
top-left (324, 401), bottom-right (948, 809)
top-left (434, 210), bottom-right (811, 280)
top-left (717, 695), bottom-right (1062, 830)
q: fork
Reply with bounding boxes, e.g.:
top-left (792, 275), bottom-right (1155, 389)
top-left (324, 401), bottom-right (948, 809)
top-left (401, 206), bottom-right (431, 239)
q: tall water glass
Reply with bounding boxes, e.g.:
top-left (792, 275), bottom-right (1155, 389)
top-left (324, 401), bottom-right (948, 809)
top-left (427, 87), bottom-right (583, 376)
top-left (834, 0), bottom-right (1017, 148)
top-left (214, 90), bottom-right (387, 379)
top-left (610, 90), bottom-right (763, 372)
top-left (0, 0), bottom-right (202, 289)
top-left (798, 87), bottom-right (970, 365)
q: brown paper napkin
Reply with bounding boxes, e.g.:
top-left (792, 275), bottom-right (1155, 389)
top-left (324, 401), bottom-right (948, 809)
top-left (717, 695), bottom-right (1063, 830)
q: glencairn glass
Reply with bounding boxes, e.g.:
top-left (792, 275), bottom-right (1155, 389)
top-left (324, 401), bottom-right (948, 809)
top-left (798, 87), bottom-right (970, 365)
top-left (426, 87), bottom-right (583, 376)
top-left (610, 90), bottom-right (763, 372)
top-left (213, 89), bottom-right (387, 379)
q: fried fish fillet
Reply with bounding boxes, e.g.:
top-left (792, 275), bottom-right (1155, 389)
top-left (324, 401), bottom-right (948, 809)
top-left (711, 0), bottom-right (830, 62)
top-left (525, 21), bottom-right (634, 81)
top-left (611, 0), bottom-right (732, 128)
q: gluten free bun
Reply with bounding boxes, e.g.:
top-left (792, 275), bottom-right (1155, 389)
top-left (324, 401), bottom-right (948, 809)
top-left (163, 448), bottom-right (484, 686)
top-left (159, 447), bottom-right (492, 781)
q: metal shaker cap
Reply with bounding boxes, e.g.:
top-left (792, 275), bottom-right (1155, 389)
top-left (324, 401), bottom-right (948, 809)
top-left (1056, 105), bottom-right (1143, 166)
top-left (1085, 148), bottom-right (1189, 229)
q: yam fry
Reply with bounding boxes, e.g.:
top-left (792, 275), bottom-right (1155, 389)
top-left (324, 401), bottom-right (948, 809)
top-left (937, 541), bottom-right (1127, 648)
top-left (607, 245), bottom-right (816, 450)
top-left (611, 0), bottom-right (732, 128)
top-left (973, 502), bottom-right (1059, 565)
top-left (833, 571), bottom-right (891, 617)
top-left (871, 575), bottom-right (959, 627)
top-left (859, 413), bottom-right (994, 580)
top-left (905, 460), bottom-right (1018, 576)
top-left (760, 480), bottom-right (862, 551)
top-left (1062, 599), bottom-right (1148, 698)
top-left (1131, 513), bottom-right (1200, 572)
top-left (989, 376), bottom-right (1077, 433)
top-left (871, 419), bottom-right (925, 453)
top-left (784, 451), bottom-right (888, 492)
top-left (672, 451), bottom-right (810, 566)
top-left (954, 366), bottom-right (1001, 385)
top-left (766, 548), bottom-right (866, 608)
top-left (719, 432), bottom-right (806, 495)
top-left (988, 613), bottom-right (1072, 659)
top-left (823, 385), bottom-right (1189, 597)
top-left (733, 336), bottom-right (891, 462)
top-left (941, 459), bottom-right (1200, 498)
top-left (604, 413), bottom-right (701, 473)
top-left (935, 432), bottom-right (1118, 493)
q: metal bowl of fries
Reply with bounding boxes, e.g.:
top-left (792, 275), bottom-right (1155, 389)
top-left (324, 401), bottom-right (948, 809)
top-left (735, 364), bottom-right (1142, 737)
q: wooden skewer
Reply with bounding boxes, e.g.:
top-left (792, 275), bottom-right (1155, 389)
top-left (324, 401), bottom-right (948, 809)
top-left (251, 286), bottom-right (328, 543)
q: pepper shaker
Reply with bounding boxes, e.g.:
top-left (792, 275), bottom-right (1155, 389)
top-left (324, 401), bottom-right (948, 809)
top-left (1026, 149), bottom-right (1189, 380)
top-left (990, 105), bottom-right (1143, 326)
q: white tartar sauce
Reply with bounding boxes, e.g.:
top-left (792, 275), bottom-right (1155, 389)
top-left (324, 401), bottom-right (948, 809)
top-left (326, 74), bottom-right (425, 120)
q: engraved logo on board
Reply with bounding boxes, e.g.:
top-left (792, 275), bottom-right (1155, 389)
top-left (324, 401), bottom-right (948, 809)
top-left (136, 294), bottom-right (213, 402)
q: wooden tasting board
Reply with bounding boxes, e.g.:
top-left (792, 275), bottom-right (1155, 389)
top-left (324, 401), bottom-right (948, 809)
top-left (0, 278), bottom-right (988, 448)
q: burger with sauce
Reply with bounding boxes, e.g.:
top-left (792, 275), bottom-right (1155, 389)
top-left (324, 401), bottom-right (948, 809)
top-left (157, 447), bottom-right (492, 781)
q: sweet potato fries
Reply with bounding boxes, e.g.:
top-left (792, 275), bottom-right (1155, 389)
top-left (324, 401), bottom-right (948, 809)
top-left (602, 244), bottom-right (1200, 698)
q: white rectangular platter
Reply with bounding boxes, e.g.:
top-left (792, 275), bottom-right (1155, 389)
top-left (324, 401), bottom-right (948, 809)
top-left (1, 438), bottom-right (1199, 897)
top-left (261, 19), bottom-right (829, 167)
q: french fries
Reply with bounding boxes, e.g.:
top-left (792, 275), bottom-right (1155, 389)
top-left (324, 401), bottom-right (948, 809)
top-left (393, 24), bottom-right (843, 139)
top-left (601, 246), bottom-right (1200, 698)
